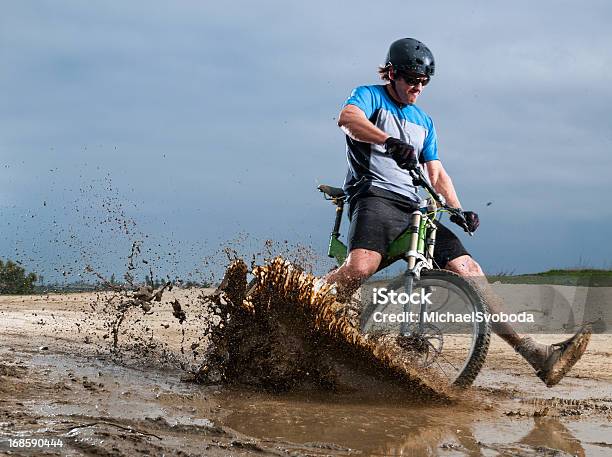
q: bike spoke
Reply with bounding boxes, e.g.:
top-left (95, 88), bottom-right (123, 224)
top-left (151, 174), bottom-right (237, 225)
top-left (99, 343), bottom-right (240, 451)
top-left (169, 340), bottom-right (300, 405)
top-left (433, 358), bottom-right (453, 380)
top-left (436, 350), bottom-right (460, 372)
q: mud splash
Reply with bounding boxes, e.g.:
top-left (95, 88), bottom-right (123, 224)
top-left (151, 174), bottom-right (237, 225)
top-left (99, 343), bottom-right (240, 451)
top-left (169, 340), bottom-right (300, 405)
top-left (194, 257), bottom-right (453, 402)
top-left (88, 253), bottom-right (452, 402)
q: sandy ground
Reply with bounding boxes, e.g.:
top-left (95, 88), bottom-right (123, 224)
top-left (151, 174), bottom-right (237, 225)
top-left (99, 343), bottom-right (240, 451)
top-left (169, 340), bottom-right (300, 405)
top-left (0, 289), bottom-right (611, 456)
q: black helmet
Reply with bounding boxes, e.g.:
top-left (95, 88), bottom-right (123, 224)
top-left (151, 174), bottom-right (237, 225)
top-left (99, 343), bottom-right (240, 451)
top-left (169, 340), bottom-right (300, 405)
top-left (385, 38), bottom-right (435, 77)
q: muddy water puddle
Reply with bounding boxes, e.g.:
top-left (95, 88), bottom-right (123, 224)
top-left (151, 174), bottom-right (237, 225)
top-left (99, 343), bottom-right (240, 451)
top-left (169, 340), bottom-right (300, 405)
top-left (221, 390), bottom-right (480, 454)
top-left (26, 351), bottom-right (202, 423)
top-left (6, 348), bottom-right (609, 456)
top-left (219, 389), bottom-right (610, 456)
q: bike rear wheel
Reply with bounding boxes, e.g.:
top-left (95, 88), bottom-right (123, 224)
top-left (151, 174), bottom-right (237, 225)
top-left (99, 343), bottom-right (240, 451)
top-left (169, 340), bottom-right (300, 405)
top-left (361, 269), bottom-right (491, 388)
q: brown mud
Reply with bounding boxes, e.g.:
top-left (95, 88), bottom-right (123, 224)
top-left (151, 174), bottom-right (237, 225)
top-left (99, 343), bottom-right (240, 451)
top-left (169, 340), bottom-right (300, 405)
top-left (1, 258), bottom-right (611, 456)
top-left (197, 258), bottom-right (452, 402)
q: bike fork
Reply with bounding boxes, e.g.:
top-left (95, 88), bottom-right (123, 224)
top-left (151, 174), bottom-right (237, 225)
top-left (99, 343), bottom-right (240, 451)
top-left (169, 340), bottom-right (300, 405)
top-left (400, 274), bottom-right (431, 336)
top-left (401, 210), bottom-right (423, 336)
top-left (400, 274), bottom-right (414, 336)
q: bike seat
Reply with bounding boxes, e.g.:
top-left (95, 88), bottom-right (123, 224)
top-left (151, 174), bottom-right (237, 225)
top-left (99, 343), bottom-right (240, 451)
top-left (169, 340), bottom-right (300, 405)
top-left (318, 184), bottom-right (345, 199)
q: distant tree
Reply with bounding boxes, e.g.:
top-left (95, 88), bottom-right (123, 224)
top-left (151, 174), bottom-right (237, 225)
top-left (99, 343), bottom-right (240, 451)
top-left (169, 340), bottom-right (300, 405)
top-left (0, 259), bottom-right (38, 294)
top-left (153, 278), bottom-right (166, 288)
top-left (182, 280), bottom-right (212, 289)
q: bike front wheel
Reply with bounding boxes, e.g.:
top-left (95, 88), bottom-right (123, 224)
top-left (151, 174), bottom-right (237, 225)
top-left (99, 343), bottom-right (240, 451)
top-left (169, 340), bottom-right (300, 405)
top-left (360, 269), bottom-right (491, 388)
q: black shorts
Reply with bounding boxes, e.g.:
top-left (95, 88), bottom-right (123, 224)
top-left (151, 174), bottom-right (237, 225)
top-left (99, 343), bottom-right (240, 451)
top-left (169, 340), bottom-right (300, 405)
top-left (347, 187), bottom-right (470, 268)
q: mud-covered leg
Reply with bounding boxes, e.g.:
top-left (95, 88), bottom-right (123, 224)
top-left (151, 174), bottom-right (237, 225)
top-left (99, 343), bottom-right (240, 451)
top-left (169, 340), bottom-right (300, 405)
top-left (446, 255), bottom-right (592, 386)
top-left (323, 248), bottom-right (381, 301)
top-left (445, 255), bottom-right (522, 346)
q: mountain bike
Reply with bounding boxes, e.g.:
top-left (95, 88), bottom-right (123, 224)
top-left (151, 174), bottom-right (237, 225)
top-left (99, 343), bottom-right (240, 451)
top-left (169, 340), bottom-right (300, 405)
top-left (318, 167), bottom-right (491, 387)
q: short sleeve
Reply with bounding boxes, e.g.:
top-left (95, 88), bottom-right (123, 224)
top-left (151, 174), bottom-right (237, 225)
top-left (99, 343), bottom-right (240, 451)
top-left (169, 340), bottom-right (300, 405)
top-left (421, 118), bottom-right (439, 162)
top-left (343, 86), bottom-right (376, 119)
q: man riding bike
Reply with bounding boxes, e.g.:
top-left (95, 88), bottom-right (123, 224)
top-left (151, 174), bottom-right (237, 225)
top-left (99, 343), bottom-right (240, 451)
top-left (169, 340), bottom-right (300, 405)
top-left (321, 37), bottom-right (591, 387)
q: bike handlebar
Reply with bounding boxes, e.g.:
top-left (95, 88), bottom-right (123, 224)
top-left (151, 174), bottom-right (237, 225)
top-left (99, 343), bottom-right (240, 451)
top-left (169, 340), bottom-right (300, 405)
top-left (409, 168), bottom-right (473, 236)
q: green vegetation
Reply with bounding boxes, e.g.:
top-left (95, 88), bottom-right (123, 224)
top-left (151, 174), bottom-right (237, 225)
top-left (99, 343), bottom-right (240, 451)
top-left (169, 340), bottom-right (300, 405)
top-left (28, 277), bottom-right (212, 294)
top-left (0, 259), bottom-right (38, 294)
top-left (488, 268), bottom-right (612, 287)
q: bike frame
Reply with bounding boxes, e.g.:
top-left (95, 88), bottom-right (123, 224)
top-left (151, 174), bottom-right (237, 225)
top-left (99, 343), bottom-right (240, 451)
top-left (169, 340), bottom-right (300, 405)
top-left (322, 168), bottom-right (464, 336)
top-left (324, 169), bottom-right (448, 278)
top-left (326, 202), bottom-right (437, 275)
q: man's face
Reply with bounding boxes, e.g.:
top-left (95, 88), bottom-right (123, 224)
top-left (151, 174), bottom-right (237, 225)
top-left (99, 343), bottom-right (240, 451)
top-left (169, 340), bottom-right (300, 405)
top-left (391, 71), bottom-right (430, 105)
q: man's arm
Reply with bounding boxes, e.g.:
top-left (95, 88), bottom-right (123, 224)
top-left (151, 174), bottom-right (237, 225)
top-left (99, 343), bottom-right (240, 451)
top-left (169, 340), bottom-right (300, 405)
top-left (337, 105), bottom-right (389, 145)
top-left (426, 160), bottom-right (462, 208)
top-left (339, 104), bottom-right (418, 170)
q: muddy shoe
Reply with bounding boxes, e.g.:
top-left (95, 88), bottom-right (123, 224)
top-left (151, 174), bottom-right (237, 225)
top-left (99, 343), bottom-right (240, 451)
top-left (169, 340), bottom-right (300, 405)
top-left (515, 327), bottom-right (592, 387)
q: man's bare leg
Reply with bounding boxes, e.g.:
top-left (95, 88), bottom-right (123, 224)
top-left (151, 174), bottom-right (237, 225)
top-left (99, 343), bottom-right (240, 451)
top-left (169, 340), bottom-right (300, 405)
top-left (445, 255), bottom-right (591, 386)
top-left (324, 248), bottom-right (382, 298)
top-left (445, 255), bottom-right (522, 346)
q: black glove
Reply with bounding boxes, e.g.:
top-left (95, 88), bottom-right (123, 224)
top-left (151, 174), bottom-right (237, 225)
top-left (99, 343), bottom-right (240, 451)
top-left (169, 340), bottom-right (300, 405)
top-left (450, 210), bottom-right (480, 233)
top-left (384, 137), bottom-right (418, 171)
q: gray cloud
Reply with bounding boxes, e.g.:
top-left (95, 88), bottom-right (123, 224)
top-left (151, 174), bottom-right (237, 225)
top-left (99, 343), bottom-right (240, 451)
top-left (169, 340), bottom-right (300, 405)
top-left (1, 0), bottom-right (611, 280)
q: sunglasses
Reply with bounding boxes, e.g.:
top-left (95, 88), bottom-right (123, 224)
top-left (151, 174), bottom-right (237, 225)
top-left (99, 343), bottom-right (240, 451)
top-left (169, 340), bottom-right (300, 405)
top-left (399, 73), bottom-right (430, 86)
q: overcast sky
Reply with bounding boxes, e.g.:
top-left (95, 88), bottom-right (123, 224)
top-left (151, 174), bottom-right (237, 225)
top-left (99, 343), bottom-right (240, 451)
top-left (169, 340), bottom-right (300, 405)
top-left (1, 1), bottom-right (611, 283)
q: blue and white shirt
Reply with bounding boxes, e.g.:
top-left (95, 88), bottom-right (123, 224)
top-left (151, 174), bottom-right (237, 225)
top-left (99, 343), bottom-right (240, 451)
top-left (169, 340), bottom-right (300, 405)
top-left (342, 84), bottom-right (439, 204)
